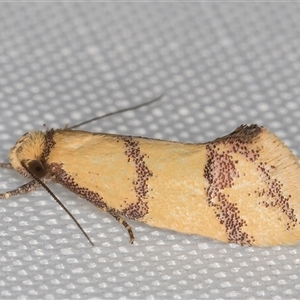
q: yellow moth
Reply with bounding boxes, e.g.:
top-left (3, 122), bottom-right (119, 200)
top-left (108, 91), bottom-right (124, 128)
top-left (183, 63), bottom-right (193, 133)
top-left (1, 97), bottom-right (300, 247)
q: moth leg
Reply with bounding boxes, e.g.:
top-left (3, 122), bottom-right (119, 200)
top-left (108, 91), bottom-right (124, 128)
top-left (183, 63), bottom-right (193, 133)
top-left (107, 209), bottom-right (134, 244)
top-left (0, 163), bottom-right (13, 169)
top-left (0, 180), bottom-right (41, 199)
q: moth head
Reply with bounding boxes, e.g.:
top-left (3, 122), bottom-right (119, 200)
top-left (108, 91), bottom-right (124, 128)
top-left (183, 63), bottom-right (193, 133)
top-left (9, 131), bottom-right (47, 179)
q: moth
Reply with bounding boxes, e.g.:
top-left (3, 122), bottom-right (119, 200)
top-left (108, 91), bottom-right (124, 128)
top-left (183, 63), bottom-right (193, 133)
top-left (1, 97), bottom-right (300, 247)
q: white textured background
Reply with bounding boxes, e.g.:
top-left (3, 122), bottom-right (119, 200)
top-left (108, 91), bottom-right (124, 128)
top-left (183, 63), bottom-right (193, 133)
top-left (0, 3), bottom-right (300, 299)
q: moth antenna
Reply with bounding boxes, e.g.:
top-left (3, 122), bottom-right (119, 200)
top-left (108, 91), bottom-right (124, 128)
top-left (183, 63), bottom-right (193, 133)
top-left (70, 94), bottom-right (164, 129)
top-left (22, 163), bottom-right (94, 246)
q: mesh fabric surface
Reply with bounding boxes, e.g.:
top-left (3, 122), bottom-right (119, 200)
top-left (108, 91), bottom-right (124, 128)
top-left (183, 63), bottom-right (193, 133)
top-left (0, 3), bottom-right (299, 299)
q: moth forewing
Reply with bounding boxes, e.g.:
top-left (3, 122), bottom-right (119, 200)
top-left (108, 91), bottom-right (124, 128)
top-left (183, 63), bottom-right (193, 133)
top-left (1, 120), bottom-right (300, 247)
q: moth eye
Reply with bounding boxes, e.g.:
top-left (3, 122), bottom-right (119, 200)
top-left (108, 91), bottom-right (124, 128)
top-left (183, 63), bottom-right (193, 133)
top-left (27, 160), bottom-right (47, 179)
